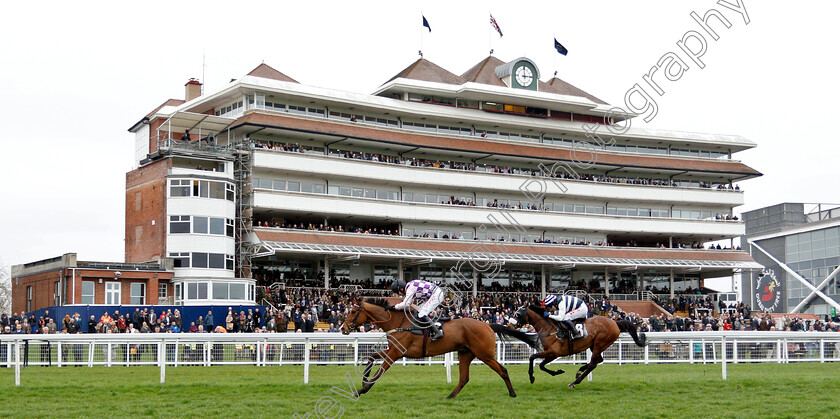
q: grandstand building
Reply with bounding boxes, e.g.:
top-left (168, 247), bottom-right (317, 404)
top-left (126, 55), bottom-right (763, 306)
top-left (742, 203), bottom-right (840, 316)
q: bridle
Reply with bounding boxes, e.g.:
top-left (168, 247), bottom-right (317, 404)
top-left (347, 301), bottom-right (394, 331)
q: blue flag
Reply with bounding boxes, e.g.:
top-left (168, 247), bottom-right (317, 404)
top-left (422, 15), bottom-right (431, 32)
top-left (554, 38), bottom-right (568, 56)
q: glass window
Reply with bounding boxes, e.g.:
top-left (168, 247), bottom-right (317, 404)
top-left (230, 283), bottom-right (246, 300)
top-left (193, 216), bottom-right (208, 234)
top-left (130, 283), bottom-right (145, 305)
top-left (159, 283), bottom-right (167, 298)
top-left (213, 283), bottom-right (229, 299)
top-left (274, 180), bottom-right (287, 191)
top-left (198, 283), bottom-right (208, 299)
top-left (226, 184), bottom-right (235, 201)
top-left (301, 182), bottom-right (314, 193)
top-left (226, 255), bottom-right (234, 271)
top-left (352, 188), bottom-right (364, 197)
top-left (170, 252), bottom-right (189, 268)
top-left (339, 186), bottom-right (351, 196)
top-left (81, 281), bottom-right (95, 304)
top-left (169, 179), bottom-right (190, 197)
top-left (105, 282), bottom-right (121, 305)
top-left (208, 253), bottom-right (225, 269)
top-left (287, 181), bottom-right (300, 192)
top-left (365, 189), bottom-right (376, 199)
top-left (192, 252), bottom-right (208, 268)
top-left (169, 215), bottom-right (190, 234)
top-left (312, 184), bottom-right (324, 194)
top-left (210, 182), bottom-right (226, 199)
top-left (328, 185), bottom-right (339, 195)
top-left (209, 217), bottom-right (225, 235)
top-left (188, 283), bottom-right (197, 299)
top-left (226, 219), bottom-right (234, 237)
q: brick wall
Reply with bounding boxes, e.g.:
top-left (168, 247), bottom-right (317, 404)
top-left (125, 158), bottom-right (169, 263)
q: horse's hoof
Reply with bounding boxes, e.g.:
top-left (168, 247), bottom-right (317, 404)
top-left (509, 393), bottom-right (517, 398)
top-left (568, 383), bottom-right (575, 389)
top-left (529, 375), bottom-right (535, 384)
top-left (558, 369), bottom-right (565, 375)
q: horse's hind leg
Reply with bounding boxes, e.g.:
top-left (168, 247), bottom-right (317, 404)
top-left (478, 356), bottom-right (516, 397)
top-left (568, 351), bottom-right (603, 389)
top-left (357, 349), bottom-right (399, 396)
top-left (447, 350), bottom-right (475, 399)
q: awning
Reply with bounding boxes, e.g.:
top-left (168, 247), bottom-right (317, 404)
top-left (258, 240), bottom-right (764, 271)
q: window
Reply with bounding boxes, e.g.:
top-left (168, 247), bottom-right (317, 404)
top-left (170, 252), bottom-right (190, 268)
top-left (213, 282), bottom-right (229, 299)
top-left (192, 253), bottom-right (208, 268)
top-left (193, 217), bottom-right (208, 234)
top-left (174, 283), bottom-right (182, 305)
top-left (226, 183), bottom-right (235, 201)
top-left (226, 255), bottom-right (234, 271)
top-left (169, 216), bottom-right (190, 234)
top-left (230, 283), bottom-right (246, 300)
top-left (208, 253), bottom-right (225, 269)
top-left (81, 281), bottom-right (95, 304)
top-left (54, 281), bottom-right (61, 306)
top-left (209, 217), bottom-right (225, 235)
top-left (187, 283), bottom-right (208, 300)
top-left (159, 283), bottom-right (168, 299)
top-left (130, 283), bottom-right (146, 305)
top-left (26, 286), bottom-right (32, 312)
top-left (105, 282), bottom-right (121, 305)
top-left (170, 179), bottom-right (190, 197)
top-left (226, 219), bottom-right (234, 237)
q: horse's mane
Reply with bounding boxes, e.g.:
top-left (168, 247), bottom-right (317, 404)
top-left (364, 297), bottom-right (390, 308)
top-left (528, 305), bottom-right (546, 316)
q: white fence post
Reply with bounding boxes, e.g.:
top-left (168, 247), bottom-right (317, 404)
top-left (721, 336), bottom-right (727, 380)
top-left (14, 340), bottom-right (20, 387)
top-left (57, 342), bottom-right (62, 368)
top-left (159, 340), bottom-right (165, 384)
top-left (445, 352), bottom-right (452, 383)
top-left (304, 338), bottom-right (310, 384)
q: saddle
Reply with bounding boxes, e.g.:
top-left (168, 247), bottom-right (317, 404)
top-left (409, 318), bottom-right (450, 335)
top-left (554, 320), bottom-right (588, 340)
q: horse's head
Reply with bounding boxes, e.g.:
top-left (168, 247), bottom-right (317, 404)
top-left (341, 294), bottom-right (368, 335)
top-left (510, 306), bottom-right (528, 325)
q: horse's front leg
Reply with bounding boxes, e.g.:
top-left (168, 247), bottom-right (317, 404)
top-left (539, 356), bottom-right (564, 376)
top-left (529, 350), bottom-right (555, 383)
top-left (357, 348), bottom-right (401, 396)
top-left (362, 349), bottom-right (387, 383)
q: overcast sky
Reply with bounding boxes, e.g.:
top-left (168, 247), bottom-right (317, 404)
top-left (1, 0), bottom-right (838, 268)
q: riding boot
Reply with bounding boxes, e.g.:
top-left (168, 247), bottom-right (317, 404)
top-left (429, 322), bottom-right (443, 340)
top-left (563, 320), bottom-right (576, 339)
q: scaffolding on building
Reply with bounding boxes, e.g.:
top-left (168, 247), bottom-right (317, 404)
top-left (233, 135), bottom-right (254, 280)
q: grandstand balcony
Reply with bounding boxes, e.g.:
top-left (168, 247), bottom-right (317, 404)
top-left (251, 149), bottom-right (745, 207)
top-left (252, 190), bottom-right (745, 239)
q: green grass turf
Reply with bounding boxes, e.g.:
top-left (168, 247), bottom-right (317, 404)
top-left (1, 362), bottom-right (838, 418)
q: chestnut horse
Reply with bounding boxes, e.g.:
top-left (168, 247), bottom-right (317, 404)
top-left (512, 305), bottom-right (646, 388)
top-left (341, 295), bottom-right (538, 398)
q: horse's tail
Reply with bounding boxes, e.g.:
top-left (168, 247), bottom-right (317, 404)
top-left (490, 324), bottom-right (540, 349)
top-left (616, 320), bottom-right (647, 347)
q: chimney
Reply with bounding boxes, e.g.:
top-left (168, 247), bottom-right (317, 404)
top-left (185, 78), bottom-right (202, 101)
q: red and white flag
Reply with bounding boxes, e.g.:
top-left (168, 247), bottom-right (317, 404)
top-left (490, 14), bottom-right (503, 37)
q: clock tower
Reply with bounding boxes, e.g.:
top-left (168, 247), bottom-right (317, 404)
top-left (494, 57), bottom-right (540, 91)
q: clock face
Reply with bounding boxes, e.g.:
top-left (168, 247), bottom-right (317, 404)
top-left (515, 65), bottom-right (533, 87)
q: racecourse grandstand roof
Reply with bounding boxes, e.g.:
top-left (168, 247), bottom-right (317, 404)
top-left (246, 63), bottom-right (298, 83)
top-left (384, 58), bottom-right (466, 85)
top-left (253, 229), bottom-right (763, 272)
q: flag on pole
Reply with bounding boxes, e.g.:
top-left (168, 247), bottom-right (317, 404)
top-left (422, 15), bottom-right (431, 32)
top-left (554, 38), bottom-right (568, 56)
top-left (490, 14), bottom-right (503, 37)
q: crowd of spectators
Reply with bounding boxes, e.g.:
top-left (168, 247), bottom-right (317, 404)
top-left (252, 141), bottom-right (742, 193)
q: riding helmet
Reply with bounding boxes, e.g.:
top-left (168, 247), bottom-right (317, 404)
top-left (391, 279), bottom-right (406, 294)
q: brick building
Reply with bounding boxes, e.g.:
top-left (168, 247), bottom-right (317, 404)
top-left (11, 253), bottom-right (173, 313)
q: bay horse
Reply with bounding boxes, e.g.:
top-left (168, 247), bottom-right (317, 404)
top-left (511, 305), bottom-right (646, 388)
top-left (341, 295), bottom-right (538, 398)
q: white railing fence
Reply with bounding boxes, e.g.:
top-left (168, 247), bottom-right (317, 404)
top-left (1, 331), bottom-right (838, 386)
